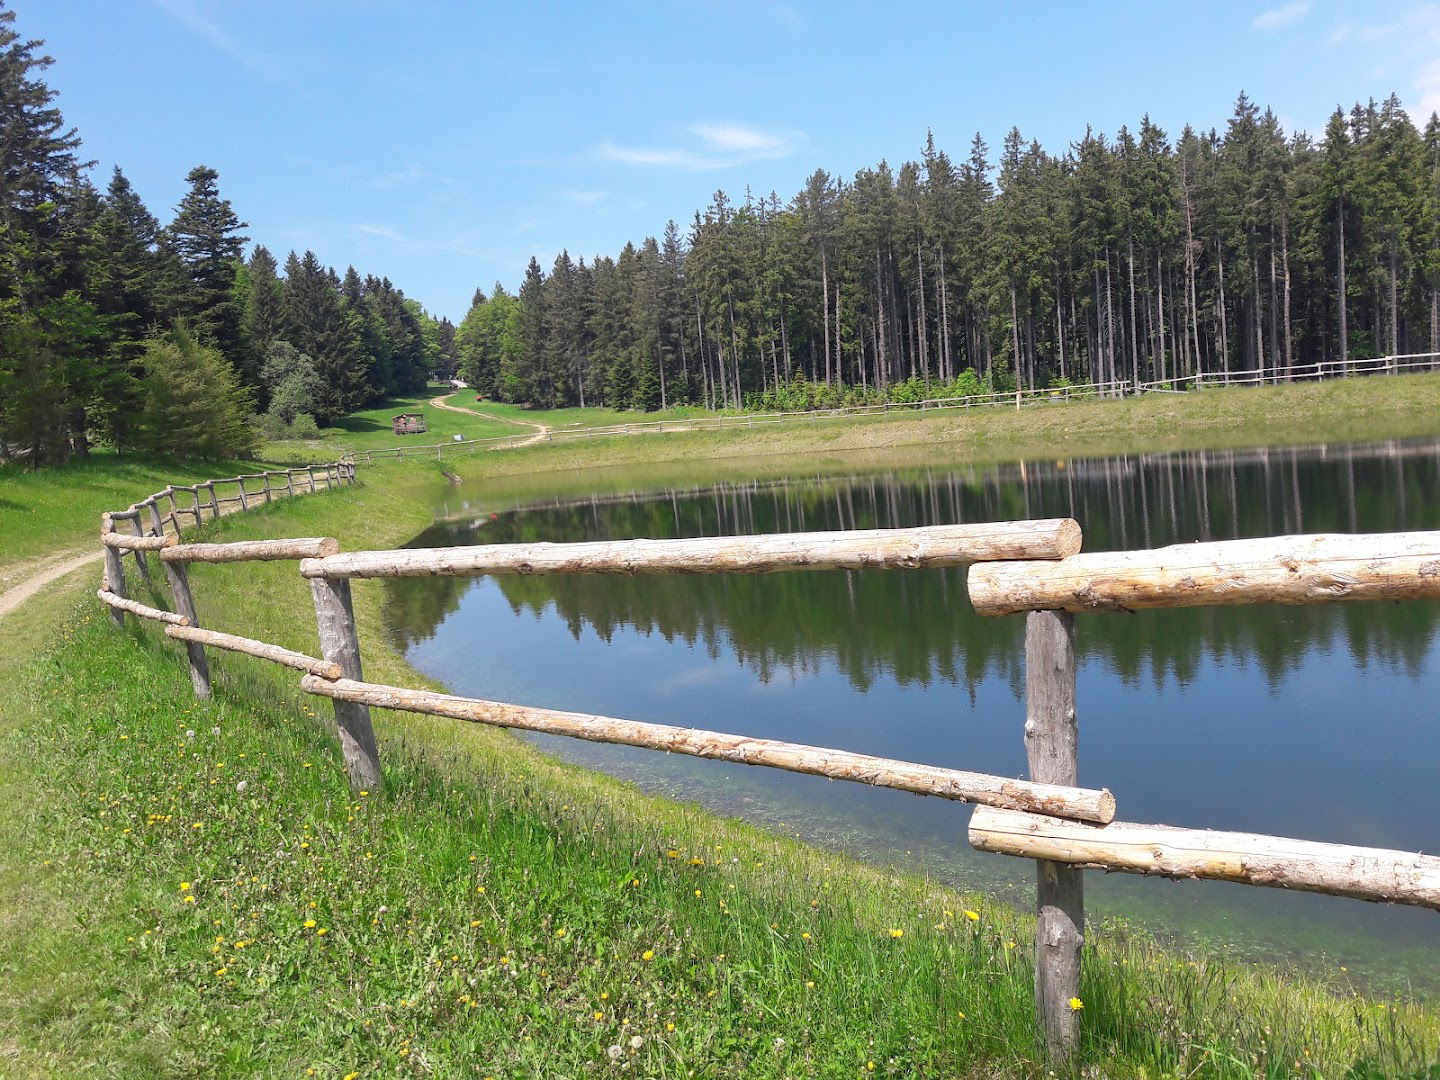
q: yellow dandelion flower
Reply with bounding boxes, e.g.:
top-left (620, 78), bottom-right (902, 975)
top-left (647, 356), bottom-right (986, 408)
top-left (316, 927), bottom-right (329, 936)
top-left (304, 919), bottom-right (316, 928)
top-left (964, 910), bottom-right (980, 922)
top-left (642, 950), bottom-right (654, 961)
top-left (179, 882), bottom-right (192, 891)
top-left (555, 928), bottom-right (566, 938)
top-left (1068, 997), bottom-right (1084, 1011)
top-left (476, 885), bottom-right (486, 893)
top-left (182, 895), bottom-right (196, 904)
top-left (600, 991), bottom-right (609, 1000)
top-left (805, 980), bottom-right (815, 988)
top-left (889, 928), bottom-right (903, 939)
top-left (593, 1011), bottom-right (604, 1021)
top-left (214, 967), bottom-right (227, 976)
top-left (666, 1021), bottom-right (675, 1031)
top-left (801, 932), bottom-right (811, 941)
top-left (469, 919), bottom-right (481, 927)
top-left (359, 790), bottom-right (369, 797)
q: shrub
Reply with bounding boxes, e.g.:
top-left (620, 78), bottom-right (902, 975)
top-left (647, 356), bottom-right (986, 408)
top-left (128, 325), bottom-right (257, 459)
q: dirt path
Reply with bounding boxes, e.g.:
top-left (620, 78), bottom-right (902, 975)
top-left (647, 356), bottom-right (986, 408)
top-left (0, 548), bottom-right (101, 620)
top-left (429, 394), bottom-right (551, 447)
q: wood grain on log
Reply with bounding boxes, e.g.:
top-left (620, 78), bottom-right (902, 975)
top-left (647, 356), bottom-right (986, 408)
top-left (162, 537), bottom-right (340, 563)
top-left (309, 576), bottom-right (382, 793)
top-left (300, 520), bottom-right (1083, 579)
top-left (164, 624), bottom-right (341, 679)
top-left (299, 675), bottom-right (1116, 822)
top-left (969, 531), bottom-right (1440, 616)
top-left (103, 532), bottom-right (177, 551)
top-left (1024, 610), bottom-right (1084, 1062)
top-left (96, 588), bottom-right (189, 625)
top-left (969, 808), bottom-right (1440, 910)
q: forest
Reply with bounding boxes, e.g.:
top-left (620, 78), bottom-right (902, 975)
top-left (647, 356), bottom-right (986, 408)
top-left (457, 95), bottom-right (1440, 412)
top-left (0, 6), bottom-right (457, 467)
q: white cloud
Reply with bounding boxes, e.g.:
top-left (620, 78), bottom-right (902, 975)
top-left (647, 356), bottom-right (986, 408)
top-left (1324, 5), bottom-right (1440, 121)
top-left (348, 223), bottom-right (406, 242)
top-left (691, 124), bottom-right (789, 155)
top-left (596, 124), bottom-right (801, 171)
top-left (1415, 57), bottom-right (1440, 118)
top-left (1253, 1), bottom-right (1310, 30)
top-left (150, 0), bottom-right (287, 81)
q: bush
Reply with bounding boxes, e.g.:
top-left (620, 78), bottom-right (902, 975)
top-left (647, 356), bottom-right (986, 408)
top-left (128, 325), bottom-right (257, 459)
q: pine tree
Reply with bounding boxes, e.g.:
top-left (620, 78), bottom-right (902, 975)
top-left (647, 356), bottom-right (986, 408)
top-left (167, 165), bottom-right (249, 368)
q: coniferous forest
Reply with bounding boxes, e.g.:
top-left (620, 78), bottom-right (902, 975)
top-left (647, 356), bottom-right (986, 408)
top-left (0, 5), bottom-right (457, 467)
top-left (458, 95), bottom-right (1440, 412)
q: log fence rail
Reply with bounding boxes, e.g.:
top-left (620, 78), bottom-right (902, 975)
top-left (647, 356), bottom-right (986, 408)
top-left (94, 478), bottom-right (1440, 1065)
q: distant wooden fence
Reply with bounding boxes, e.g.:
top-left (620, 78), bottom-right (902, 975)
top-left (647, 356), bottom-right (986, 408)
top-left (95, 491), bottom-right (1440, 1063)
top-left (357, 352), bottom-right (1440, 463)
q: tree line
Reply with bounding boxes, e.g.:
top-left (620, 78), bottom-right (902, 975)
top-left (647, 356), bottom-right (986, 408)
top-left (0, 4), bottom-right (456, 467)
top-left (458, 93), bottom-right (1440, 412)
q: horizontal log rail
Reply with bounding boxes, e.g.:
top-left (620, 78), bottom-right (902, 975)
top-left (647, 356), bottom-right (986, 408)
top-left (299, 675), bottom-right (1117, 822)
top-left (162, 537), bottom-right (340, 564)
top-left (968, 531), bottom-right (1440, 616)
top-left (102, 532), bottom-right (177, 551)
top-left (968, 807), bottom-right (1440, 911)
top-left (299, 520), bottom-right (1083, 579)
top-left (96, 588), bottom-right (190, 625)
top-left (165, 624), bottom-right (341, 679)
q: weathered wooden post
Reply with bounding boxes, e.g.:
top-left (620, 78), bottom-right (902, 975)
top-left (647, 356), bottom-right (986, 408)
top-left (100, 515), bottom-right (127, 628)
top-left (207, 482), bottom-right (220, 519)
top-left (237, 478), bottom-right (249, 511)
top-left (262, 473), bottom-right (273, 504)
top-left (127, 514), bottom-right (152, 582)
top-left (146, 497), bottom-right (165, 538)
top-left (162, 555), bottom-right (210, 699)
top-left (308, 573), bottom-right (382, 793)
top-left (1024, 609), bottom-right (1083, 1062)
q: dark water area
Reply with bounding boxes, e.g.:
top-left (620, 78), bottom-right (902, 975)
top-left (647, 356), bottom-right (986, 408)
top-left (383, 439), bottom-right (1440, 991)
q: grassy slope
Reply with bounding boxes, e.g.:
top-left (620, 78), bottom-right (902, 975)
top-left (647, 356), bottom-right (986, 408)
top-left (3, 380), bottom-right (1440, 1076)
top-left (0, 453), bottom-right (303, 584)
top-left (264, 389), bottom-right (529, 459)
top-left (446, 373), bottom-right (1440, 482)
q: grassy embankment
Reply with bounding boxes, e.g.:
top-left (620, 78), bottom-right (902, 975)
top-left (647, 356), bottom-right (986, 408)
top-left (3, 379), bottom-right (1440, 1076)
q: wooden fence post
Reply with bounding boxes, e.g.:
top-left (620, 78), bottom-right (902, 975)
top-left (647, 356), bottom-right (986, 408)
top-left (101, 515), bottom-right (127, 628)
top-left (309, 574), bottom-right (382, 792)
top-left (128, 515), bottom-right (152, 582)
top-left (207, 482), bottom-right (220, 519)
top-left (147, 498), bottom-right (164, 537)
top-left (238, 479), bottom-right (249, 511)
top-left (263, 473), bottom-right (273, 504)
top-left (1024, 609), bottom-right (1083, 1062)
top-left (164, 558), bottom-right (211, 699)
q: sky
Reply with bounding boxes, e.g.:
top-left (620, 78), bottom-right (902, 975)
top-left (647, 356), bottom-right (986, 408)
top-left (24, 0), bottom-right (1440, 322)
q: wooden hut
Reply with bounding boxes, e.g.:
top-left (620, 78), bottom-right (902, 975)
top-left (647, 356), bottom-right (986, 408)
top-left (391, 413), bottom-right (428, 435)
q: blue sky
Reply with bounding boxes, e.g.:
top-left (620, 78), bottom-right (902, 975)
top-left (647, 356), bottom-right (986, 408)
top-left (26, 0), bottom-right (1440, 321)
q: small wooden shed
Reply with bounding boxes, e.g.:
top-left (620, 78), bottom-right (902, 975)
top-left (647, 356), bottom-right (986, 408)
top-left (391, 413), bottom-right (428, 435)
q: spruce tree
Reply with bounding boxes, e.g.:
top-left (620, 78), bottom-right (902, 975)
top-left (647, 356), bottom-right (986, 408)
top-left (168, 165), bottom-right (249, 368)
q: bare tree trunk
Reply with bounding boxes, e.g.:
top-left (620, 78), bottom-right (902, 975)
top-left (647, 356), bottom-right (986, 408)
top-left (1337, 195), bottom-right (1349, 367)
top-left (938, 248), bottom-right (951, 380)
top-left (1281, 221), bottom-right (1294, 376)
top-left (1217, 242), bottom-right (1230, 374)
top-left (1127, 236), bottom-right (1139, 386)
top-left (1389, 246), bottom-right (1400, 366)
top-left (821, 251), bottom-right (832, 385)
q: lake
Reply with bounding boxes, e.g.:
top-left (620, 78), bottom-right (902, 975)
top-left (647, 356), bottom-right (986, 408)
top-left (383, 438), bottom-right (1440, 991)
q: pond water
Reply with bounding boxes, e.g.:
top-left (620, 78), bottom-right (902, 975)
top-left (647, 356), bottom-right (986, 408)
top-left (383, 438), bottom-right (1440, 991)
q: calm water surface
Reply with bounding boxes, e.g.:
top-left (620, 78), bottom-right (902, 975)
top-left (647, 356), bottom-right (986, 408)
top-left (384, 439), bottom-right (1440, 990)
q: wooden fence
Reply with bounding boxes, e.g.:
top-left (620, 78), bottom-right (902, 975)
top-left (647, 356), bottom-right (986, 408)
top-left (356, 352), bottom-right (1440, 464)
top-left (95, 495), bottom-right (1440, 1063)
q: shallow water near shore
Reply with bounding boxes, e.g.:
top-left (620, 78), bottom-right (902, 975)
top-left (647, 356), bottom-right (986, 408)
top-left (384, 437), bottom-right (1440, 993)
